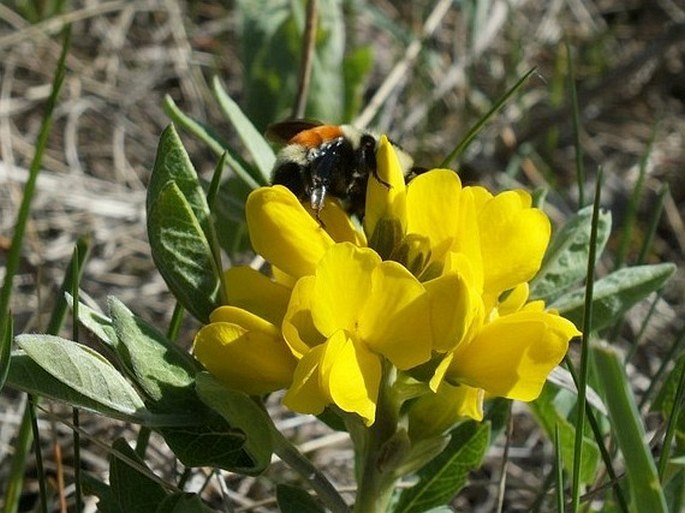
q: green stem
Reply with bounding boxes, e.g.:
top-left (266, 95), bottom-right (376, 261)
top-left (270, 424), bottom-right (350, 513)
top-left (352, 366), bottom-right (400, 513)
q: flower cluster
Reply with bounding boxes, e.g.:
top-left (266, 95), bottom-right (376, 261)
top-left (193, 136), bottom-right (580, 431)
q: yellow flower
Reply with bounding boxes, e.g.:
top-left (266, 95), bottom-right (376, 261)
top-left (369, 138), bottom-right (580, 421)
top-left (193, 137), bottom-right (579, 428)
top-left (282, 242), bottom-right (432, 425)
top-left (193, 185), bottom-right (367, 398)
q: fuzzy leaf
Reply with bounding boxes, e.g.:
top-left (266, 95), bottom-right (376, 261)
top-left (158, 419), bottom-right (252, 471)
top-left (195, 372), bottom-right (273, 474)
top-left (66, 293), bottom-right (117, 347)
top-left (163, 96), bottom-right (260, 190)
top-left (593, 341), bottom-right (668, 512)
top-left (8, 351), bottom-right (148, 423)
top-left (14, 334), bottom-right (146, 416)
top-left (108, 297), bottom-right (200, 410)
top-left (110, 438), bottom-right (168, 513)
top-left (530, 384), bottom-right (600, 484)
top-left (394, 421), bottom-right (489, 513)
top-left (147, 181), bottom-right (220, 323)
top-left (551, 263), bottom-right (675, 330)
top-left (530, 206), bottom-right (611, 302)
top-left (147, 124), bottom-right (211, 232)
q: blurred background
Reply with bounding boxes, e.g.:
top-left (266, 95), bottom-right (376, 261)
top-left (0, 1), bottom-right (683, 511)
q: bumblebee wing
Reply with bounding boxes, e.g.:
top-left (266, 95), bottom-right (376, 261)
top-left (265, 119), bottom-right (323, 144)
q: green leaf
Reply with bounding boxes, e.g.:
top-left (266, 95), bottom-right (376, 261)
top-left (393, 435), bottom-right (450, 478)
top-left (147, 181), bottom-right (220, 323)
top-left (195, 372), bottom-right (273, 474)
top-left (81, 473), bottom-right (123, 513)
top-left (156, 493), bottom-right (216, 513)
top-left (162, 96), bottom-right (229, 155)
top-left (212, 176), bottom-right (252, 257)
top-left (66, 293), bottom-right (117, 347)
top-left (235, 0), bottom-right (297, 128)
top-left (7, 352), bottom-right (148, 423)
top-left (529, 385), bottom-right (600, 485)
top-left (108, 297), bottom-right (200, 411)
top-left (7, 351), bottom-right (198, 427)
top-left (530, 206), bottom-right (612, 302)
top-left (212, 76), bottom-right (274, 183)
top-left (14, 334), bottom-right (146, 417)
top-left (148, 125), bottom-right (211, 232)
top-left (276, 484), bottom-right (326, 513)
top-left (158, 419), bottom-right (248, 471)
top-left (664, 467), bottom-right (685, 513)
top-left (551, 263), bottom-right (676, 331)
top-left (163, 96), bottom-right (260, 190)
top-left (88, 304), bottom-right (270, 471)
top-left (652, 354), bottom-right (685, 456)
top-left (592, 341), bottom-right (668, 513)
top-left (110, 438), bottom-right (168, 513)
top-left (394, 421), bottom-right (489, 513)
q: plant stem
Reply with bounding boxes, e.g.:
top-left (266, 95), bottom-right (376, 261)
top-left (352, 366), bottom-right (400, 513)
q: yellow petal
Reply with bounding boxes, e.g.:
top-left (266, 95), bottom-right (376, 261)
top-left (283, 344), bottom-right (328, 416)
top-left (497, 282), bottom-right (529, 317)
top-left (406, 170), bottom-right (463, 259)
top-left (358, 260), bottom-right (432, 369)
top-left (429, 352), bottom-right (454, 392)
top-left (477, 190), bottom-right (550, 296)
top-left (271, 265), bottom-right (297, 288)
top-left (311, 243), bottom-right (379, 337)
top-left (223, 266), bottom-right (291, 325)
top-left (467, 185), bottom-right (493, 212)
top-left (424, 273), bottom-right (479, 352)
top-left (320, 331), bottom-right (380, 426)
top-left (448, 311), bottom-right (580, 401)
top-left (282, 276), bottom-right (325, 358)
top-left (364, 136), bottom-right (407, 238)
top-left (408, 383), bottom-right (484, 440)
top-left (193, 321), bottom-right (296, 395)
top-left (450, 385), bottom-right (485, 421)
top-left (246, 186), bottom-right (333, 277)
top-left (447, 188), bottom-right (484, 291)
top-left (304, 198), bottom-right (367, 246)
top-left (209, 305), bottom-right (280, 338)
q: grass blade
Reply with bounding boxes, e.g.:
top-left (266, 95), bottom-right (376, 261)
top-left (1, 27), bottom-right (71, 513)
top-left (593, 341), bottom-right (668, 512)
top-left (163, 95), bottom-right (262, 189)
top-left (658, 362), bottom-right (685, 479)
top-left (566, 42), bottom-right (586, 208)
top-left (439, 67), bottom-right (536, 168)
top-left (570, 168), bottom-right (602, 512)
top-left (0, 28), bottom-right (70, 339)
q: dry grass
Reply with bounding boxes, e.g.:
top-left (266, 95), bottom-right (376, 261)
top-left (1, 1), bottom-right (684, 511)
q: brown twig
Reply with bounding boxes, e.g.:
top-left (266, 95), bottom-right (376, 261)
top-left (292, 0), bottom-right (318, 119)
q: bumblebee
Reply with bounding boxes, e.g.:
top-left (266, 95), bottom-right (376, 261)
top-left (267, 120), bottom-right (415, 218)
